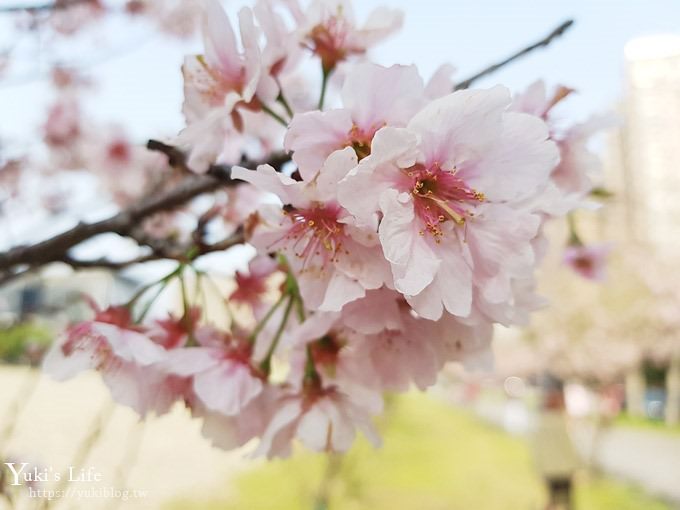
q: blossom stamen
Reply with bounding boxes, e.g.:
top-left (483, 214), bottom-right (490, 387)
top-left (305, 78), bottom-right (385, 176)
top-left (277, 203), bottom-right (347, 270)
top-left (404, 163), bottom-right (485, 241)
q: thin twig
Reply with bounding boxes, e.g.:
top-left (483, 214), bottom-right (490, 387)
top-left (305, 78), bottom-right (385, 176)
top-left (454, 19), bottom-right (574, 90)
top-left (0, 0), bottom-right (91, 13)
top-left (0, 230), bottom-right (247, 286)
top-left (58, 253), bottom-right (160, 269)
top-left (0, 144), bottom-right (287, 281)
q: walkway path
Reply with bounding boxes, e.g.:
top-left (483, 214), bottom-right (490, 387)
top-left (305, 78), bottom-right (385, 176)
top-left (0, 366), bottom-right (255, 510)
top-left (573, 423), bottom-right (680, 504)
top-left (473, 394), bottom-right (680, 506)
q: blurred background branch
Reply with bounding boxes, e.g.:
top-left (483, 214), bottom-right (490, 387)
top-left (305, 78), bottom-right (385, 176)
top-left (0, 0), bottom-right (93, 14)
top-left (455, 19), bottom-right (575, 90)
top-left (0, 144), bottom-right (286, 285)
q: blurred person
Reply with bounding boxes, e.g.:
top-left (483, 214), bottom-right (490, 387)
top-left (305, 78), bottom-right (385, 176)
top-left (531, 374), bottom-right (580, 510)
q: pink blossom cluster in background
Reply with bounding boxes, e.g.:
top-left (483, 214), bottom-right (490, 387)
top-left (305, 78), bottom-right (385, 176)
top-left (36, 0), bottom-right (610, 457)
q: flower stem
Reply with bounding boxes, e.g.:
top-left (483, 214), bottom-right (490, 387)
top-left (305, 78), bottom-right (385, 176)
top-left (567, 213), bottom-right (583, 246)
top-left (178, 265), bottom-right (196, 344)
top-left (260, 294), bottom-right (295, 375)
top-left (276, 254), bottom-right (316, 381)
top-left (248, 291), bottom-right (288, 344)
top-left (136, 278), bottom-right (170, 322)
top-left (276, 90), bottom-right (294, 119)
top-left (318, 67), bottom-right (331, 110)
top-left (261, 104), bottom-right (288, 127)
top-left (127, 264), bottom-right (183, 316)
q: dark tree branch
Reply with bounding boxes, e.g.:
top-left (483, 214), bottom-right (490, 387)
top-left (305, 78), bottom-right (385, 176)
top-left (0, 174), bottom-right (219, 270)
top-left (146, 139), bottom-right (289, 177)
top-left (0, 144), bottom-right (288, 282)
top-left (0, 0), bottom-right (93, 13)
top-left (58, 253), bottom-right (160, 270)
top-left (0, 231), bottom-right (247, 286)
top-left (455, 19), bottom-right (574, 90)
top-left (60, 229), bottom-right (246, 268)
top-left (0, 267), bottom-right (31, 287)
top-left (0, 17), bottom-right (574, 285)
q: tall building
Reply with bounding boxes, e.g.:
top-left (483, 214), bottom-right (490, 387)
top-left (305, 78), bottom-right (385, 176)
top-left (609, 35), bottom-right (680, 254)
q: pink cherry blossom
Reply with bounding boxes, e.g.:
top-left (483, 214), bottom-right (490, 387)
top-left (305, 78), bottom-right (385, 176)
top-left (128, 0), bottom-right (202, 38)
top-left (194, 386), bottom-right (280, 450)
top-left (233, 147), bottom-right (391, 311)
top-left (11, 0), bottom-right (613, 460)
top-left (42, 304), bottom-right (176, 416)
top-left (563, 243), bottom-right (611, 281)
top-left (284, 290), bottom-right (492, 394)
top-left (230, 255), bottom-right (280, 311)
top-left (285, 62), bottom-right (426, 178)
top-left (254, 384), bottom-right (380, 458)
top-left (254, 0), bottom-right (304, 80)
top-left (48, 0), bottom-right (104, 36)
top-left (338, 86), bottom-right (558, 321)
top-left (183, 1), bottom-right (271, 120)
top-left (552, 115), bottom-right (614, 196)
top-left (79, 129), bottom-right (170, 206)
top-left (511, 80), bottom-right (574, 120)
top-left (44, 99), bottom-right (80, 149)
top-left (286, 0), bottom-right (403, 72)
top-left (161, 328), bottom-right (264, 415)
top-left (178, 1), bottom-right (278, 172)
top-left (512, 80), bottom-right (615, 199)
top-left (148, 307), bottom-right (201, 350)
top-left (343, 308), bottom-right (493, 390)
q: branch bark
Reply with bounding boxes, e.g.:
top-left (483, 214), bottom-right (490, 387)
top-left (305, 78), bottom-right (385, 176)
top-left (0, 17), bottom-right (574, 284)
top-left (0, 0), bottom-right (93, 13)
top-left (0, 144), bottom-right (287, 283)
top-left (454, 19), bottom-right (574, 90)
top-left (57, 230), bottom-right (246, 269)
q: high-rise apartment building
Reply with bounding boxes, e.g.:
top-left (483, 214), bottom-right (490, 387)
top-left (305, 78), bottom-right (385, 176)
top-left (608, 35), bottom-right (680, 253)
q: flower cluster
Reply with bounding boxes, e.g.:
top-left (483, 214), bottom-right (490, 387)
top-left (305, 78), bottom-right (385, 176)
top-left (43, 0), bottom-right (607, 457)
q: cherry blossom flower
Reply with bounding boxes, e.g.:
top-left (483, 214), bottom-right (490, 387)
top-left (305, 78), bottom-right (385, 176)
top-left (217, 183), bottom-right (269, 237)
top-left (42, 304), bottom-right (177, 416)
top-left (338, 86), bottom-right (558, 321)
top-left (310, 310), bottom-right (492, 392)
top-left (148, 307), bottom-right (201, 350)
top-left (285, 290), bottom-right (492, 394)
top-left (285, 62), bottom-right (427, 177)
top-left (254, 0), bottom-right (304, 80)
top-left (194, 386), bottom-right (280, 450)
top-left (178, 0), bottom-right (278, 172)
top-left (161, 327), bottom-right (264, 415)
top-left (512, 80), bottom-right (615, 199)
top-left (44, 99), bottom-right (80, 149)
top-left (552, 115), bottom-right (614, 196)
top-left (254, 384), bottom-right (380, 458)
top-left (127, 0), bottom-right (202, 38)
top-left (230, 255), bottom-right (280, 311)
top-left (563, 243), bottom-right (611, 281)
top-left (14, 0), bottom-right (612, 460)
top-left (48, 0), bottom-right (104, 35)
top-left (79, 129), bottom-right (170, 206)
top-left (234, 147), bottom-right (391, 311)
top-left (286, 0), bottom-right (403, 72)
top-left (282, 294), bottom-right (431, 392)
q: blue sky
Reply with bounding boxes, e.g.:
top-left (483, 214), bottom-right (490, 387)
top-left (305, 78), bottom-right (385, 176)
top-left (0, 0), bottom-right (678, 278)
top-left (363, 0), bottom-right (680, 120)
top-left (1, 0), bottom-right (679, 145)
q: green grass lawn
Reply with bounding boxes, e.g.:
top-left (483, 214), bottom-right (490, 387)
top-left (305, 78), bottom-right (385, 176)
top-left (614, 413), bottom-right (680, 436)
top-left (166, 393), bottom-right (671, 510)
